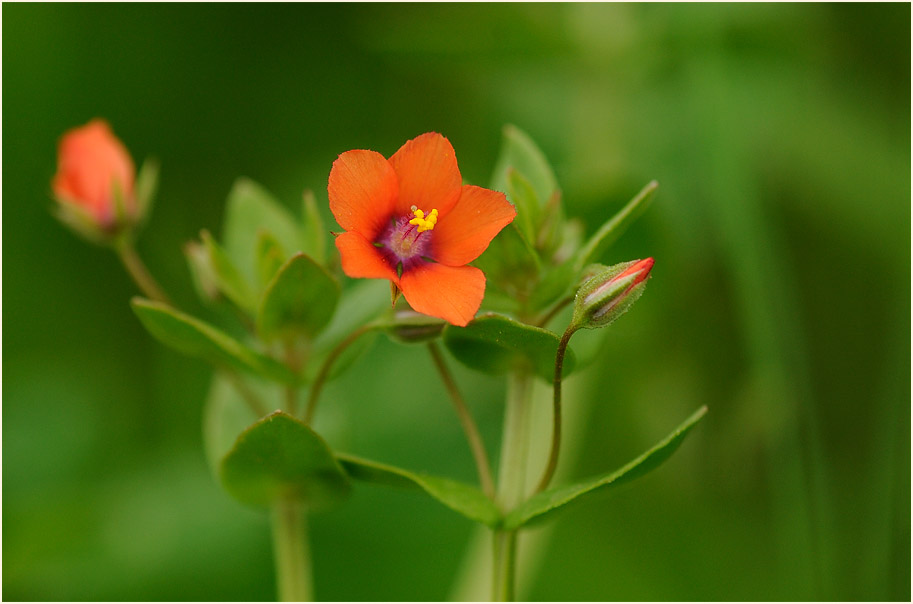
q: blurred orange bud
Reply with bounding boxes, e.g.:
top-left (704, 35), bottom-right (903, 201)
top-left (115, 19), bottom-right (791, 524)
top-left (52, 119), bottom-right (136, 234)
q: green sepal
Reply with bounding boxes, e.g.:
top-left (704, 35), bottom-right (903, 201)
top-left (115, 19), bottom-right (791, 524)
top-left (201, 229), bottom-right (257, 312)
top-left (301, 190), bottom-right (326, 266)
top-left (222, 178), bottom-right (304, 288)
top-left (337, 453), bottom-right (500, 527)
top-left (442, 312), bottom-right (575, 381)
top-left (504, 406), bottom-right (707, 530)
top-left (134, 157), bottom-right (159, 228)
top-left (574, 180), bottom-right (658, 273)
top-left (490, 124), bottom-right (558, 212)
top-left (51, 198), bottom-right (111, 246)
top-left (220, 411), bottom-right (351, 510)
top-left (131, 298), bottom-right (297, 384)
top-left (255, 231), bottom-right (288, 290)
top-left (257, 252), bottom-right (340, 342)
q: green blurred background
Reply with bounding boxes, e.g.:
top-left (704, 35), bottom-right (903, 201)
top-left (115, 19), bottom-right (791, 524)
top-left (3, 4), bottom-right (909, 601)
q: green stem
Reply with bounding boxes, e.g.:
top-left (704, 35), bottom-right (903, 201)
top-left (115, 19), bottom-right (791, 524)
top-left (115, 240), bottom-right (172, 304)
top-left (535, 326), bottom-right (577, 494)
top-left (303, 323), bottom-right (376, 424)
top-left (492, 369), bottom-right (534, 601)
top-left (271, 497), bottom-right (312, 602)
top-left (427, 341), bottom-right (495, 499)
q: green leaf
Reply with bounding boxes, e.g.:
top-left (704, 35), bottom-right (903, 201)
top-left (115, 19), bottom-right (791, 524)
top-left (528, 258), bottom-right (577, 313)
top-left (337, 453), bottom-right (500, 527)
top-left (131, 298), bottom-right (296, 384)
top-left (307, 279), bottom-right (389, 382)
top-left (505, 168), bottom-right (541, 245)
top-left (221, 411), bottom-right (350, 509)
top-left (201, 230), bottom-right (257, 312)
top-left (473, 223), bottom-right (541, 309)
top-left (442, 312), bottom-right (575, 381)
top-left (504, 406), bottom-right (707, 530)
top-left (256, 231), bottom-right (288, 290)
top-left (257, 253), bottom-right (340, 342)
top-left (301, 190), bottom-right (326, 266)
top-left (203, 372), bottom-right (264, 475)
top-left (574, 180), bottom-right (658, 273)
top-left (222, 178), bottom-right (304, 287)
top-left (490, 124), bottom-right (558, 210)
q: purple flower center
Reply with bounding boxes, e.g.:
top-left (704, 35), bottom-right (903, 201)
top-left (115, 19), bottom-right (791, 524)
top-left (376, 212), bottom-right (434, 273)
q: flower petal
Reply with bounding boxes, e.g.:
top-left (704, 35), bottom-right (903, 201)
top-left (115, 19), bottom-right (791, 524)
top-left (431, 185), bottom-right (517, 266)
top-left (328, 149), bottom-right (398, 240)
top-left (400, 263), bottom-right (485, 327)
top-left (388, 132), bottom-right (462, 218)
top-left (53, 119), bottom-right (135, 222)
top-left (335, 231), bottom-right (399, 283)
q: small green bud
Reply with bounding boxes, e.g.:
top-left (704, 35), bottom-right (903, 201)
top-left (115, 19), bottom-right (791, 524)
top-left (571, 258), bottom-right (654, 330)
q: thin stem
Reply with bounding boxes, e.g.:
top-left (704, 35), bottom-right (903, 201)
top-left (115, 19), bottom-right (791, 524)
top-left (427, 341), bottom-right (495, 499)
top-left (303, 324), bottom-right (376, 424)
top-left (535, 326), bottom-right (577, 494)
top-left (115, 240), bottom-right (172, 304)
top-left (222, 370), bottom-right (269, 417)
top-left (271, 497), bottom-right (312, 602)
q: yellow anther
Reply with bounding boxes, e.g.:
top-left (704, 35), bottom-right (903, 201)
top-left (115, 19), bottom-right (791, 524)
top-left (408, 207), bottom-right (438, 233)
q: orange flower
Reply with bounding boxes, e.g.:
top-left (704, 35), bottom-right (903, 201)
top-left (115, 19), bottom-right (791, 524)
top-left (52, 119), bottom-right (136, 227)
top-left (329, 133), bottom-right (516, 326)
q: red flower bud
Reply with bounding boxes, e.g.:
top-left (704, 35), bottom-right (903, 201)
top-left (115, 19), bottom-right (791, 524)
top-left (52, 119), bottom-right (136, 230)
top-left (572, 258), bottom-right (654, 329)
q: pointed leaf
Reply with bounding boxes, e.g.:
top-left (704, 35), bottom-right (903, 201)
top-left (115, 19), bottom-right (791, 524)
top-left (184, 240), bottom-right (221, 303)
top-left (490, 124), bottom-right (558, 210)
top-left (257, 253), bottom-right (340, 342)
top-left (131, 298), bottom-right (296, 384)
top-left (202, 230), bottom-right (257, 312)
top-left (442, 312), bottom-right (575, 381)
top-left (301, 190), bottom-right (326, 265)
top-left (256, 231), bottom-right (288, 290)
top-left (504, 406), bottom-right (707, 530)
top-left (222, 178), bottom-right (304, 287)
top-left (337, 453), bottom-right (500, 527)
top-left (505, 168), bottom-right (540, 245)
top-left (574, 180), bottom-right (658, 272)
top-left (221, 411), bottom-right (350, 509)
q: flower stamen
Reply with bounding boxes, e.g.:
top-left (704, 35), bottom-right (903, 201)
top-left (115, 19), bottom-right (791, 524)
top-left (409, 206), bottom-right (438, 233)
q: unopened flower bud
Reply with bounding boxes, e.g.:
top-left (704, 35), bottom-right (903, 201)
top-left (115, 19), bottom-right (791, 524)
top-left (571, 258), bottom-right (654, 330)
top-left (51, 119), bottom-right (137, 242)
top-left (385, 309), bottom-right (446, 344)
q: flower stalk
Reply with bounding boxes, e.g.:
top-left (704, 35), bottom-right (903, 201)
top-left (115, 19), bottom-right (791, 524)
top-left (427, 341), bottom-right (495, 499)
top-left (271, 497), bottom-right (313, 602)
